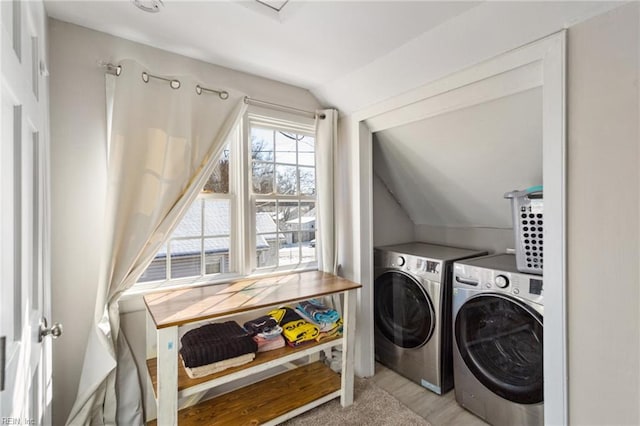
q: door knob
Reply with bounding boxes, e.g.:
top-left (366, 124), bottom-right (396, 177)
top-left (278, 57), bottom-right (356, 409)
top-left (39, 318), bottom-right (63, 342)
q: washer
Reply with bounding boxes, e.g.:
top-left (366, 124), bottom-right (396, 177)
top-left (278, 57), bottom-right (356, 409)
top-left (374, 242), bottom-right (487, 394)
top-left (452, 254), bottom-right (543, 426)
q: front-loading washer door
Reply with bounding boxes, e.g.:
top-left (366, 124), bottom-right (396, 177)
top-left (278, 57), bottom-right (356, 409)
top-left (374, 271), bottom-right (435, 349)
top-left (455, 293), bottom-right (543, 404)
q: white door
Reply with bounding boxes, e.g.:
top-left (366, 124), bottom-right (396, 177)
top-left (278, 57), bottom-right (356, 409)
top-left (1, 1), bottom-right (55, 424)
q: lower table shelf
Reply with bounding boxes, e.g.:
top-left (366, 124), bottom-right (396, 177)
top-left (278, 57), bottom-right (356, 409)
top-left (147, 361), bottom-right (341, 426)
top-left (147, 336), bottom-right (342, 398)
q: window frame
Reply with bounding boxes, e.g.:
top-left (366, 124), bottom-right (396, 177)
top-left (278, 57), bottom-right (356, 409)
top-left (244, 111), bottom-right (318, 273)
top-left (127, 109), bottom-right (318, 296)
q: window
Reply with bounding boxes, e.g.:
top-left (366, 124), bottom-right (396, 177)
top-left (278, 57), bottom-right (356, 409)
top-left (250, 120), bottom-right (316, 270)
top-left (138, 142), bottom-right (235, 282)
top-left (136, 111), bottom-right (317, 287)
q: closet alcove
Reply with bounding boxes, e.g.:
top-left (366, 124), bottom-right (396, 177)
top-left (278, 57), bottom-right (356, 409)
top-left (350, 32), bottom-right (566, 425)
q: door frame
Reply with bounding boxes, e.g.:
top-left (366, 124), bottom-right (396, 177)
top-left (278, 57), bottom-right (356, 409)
top-left (350, 31), bottom-right (567, 425)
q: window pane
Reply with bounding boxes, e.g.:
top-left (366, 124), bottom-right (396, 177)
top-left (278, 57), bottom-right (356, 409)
top-left (256, 201), bottom-right (277, 235)
top-left (279, 232), bottom-right (300, 266)
top-left (251, 127), bottom-right (274, 161)
top-left (170, 239), bottom-right (201, 279)
top-left (298, 135), bottom-right (314, 151)
top-left (173, 200), bottom-right (202, 238)
top-left (298, 135), bottom-right (315, 166)
top-left (302, 239), bottom-right (316, 263)
top-left (276, 164), bottom-right (297, 195)
top-left (138, 243), bottom-right (167, 282)
top-left (275, 132), bottom-right (297, 164)
top-left (298, 152), bottom-right (315, 167)
top-left (256, 200), bottom-right (279, 269)
top-left (203, 144), bottom-right (230, 194)
top-left (298, 201), bottom-right (316, 250)
top-left (204, 199), bottom-right (230, 236)
top-left (204, 237), bottom-right (230, 274)
top-left (252, 161), bottom-right (274, 194)
top-left (278, 201), bottom-right (298, 232)
top-left (299, 167), bottom-right (315, 196)
top-left (256, 233), bottom-right (278, 268)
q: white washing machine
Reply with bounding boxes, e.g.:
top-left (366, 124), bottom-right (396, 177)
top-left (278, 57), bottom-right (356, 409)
top-left (452, 254), bottom-right (543, 426)
top-left (374, 242), bottom-right (487, 394)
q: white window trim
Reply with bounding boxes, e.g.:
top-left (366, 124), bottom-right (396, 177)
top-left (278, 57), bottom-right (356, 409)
top-left (246, 110), bottom-right (317, 273)
top-left (123, 108), bottom-right (318, 298)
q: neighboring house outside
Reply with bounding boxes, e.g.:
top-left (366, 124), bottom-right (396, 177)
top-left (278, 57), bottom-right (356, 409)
top-left (284, 207), bottom-right (316, 244)
top-left (139, 201), bottom-right (283, 282)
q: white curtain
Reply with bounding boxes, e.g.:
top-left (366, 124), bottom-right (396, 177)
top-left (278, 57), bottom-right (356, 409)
top-left (66, 59), bottom-right (247, 425)
top-left (316, 109), bottom-right (338, 275)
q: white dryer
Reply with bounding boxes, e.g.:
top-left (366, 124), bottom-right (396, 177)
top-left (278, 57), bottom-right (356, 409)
top-left (374, 242), bottom-right (487, 394)
top-left (452, 254), bottom-right (543, 426)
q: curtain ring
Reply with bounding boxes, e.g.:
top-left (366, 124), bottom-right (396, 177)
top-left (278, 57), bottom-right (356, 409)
top-left (196, 84), bottom-right (229, 100)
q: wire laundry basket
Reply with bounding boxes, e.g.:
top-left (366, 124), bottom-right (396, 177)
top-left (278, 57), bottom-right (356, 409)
top-left (505, 186), bottom-right (543, 275)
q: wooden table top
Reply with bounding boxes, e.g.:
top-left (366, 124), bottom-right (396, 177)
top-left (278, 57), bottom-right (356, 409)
top-left (143, 271), bottom-right (361, 328)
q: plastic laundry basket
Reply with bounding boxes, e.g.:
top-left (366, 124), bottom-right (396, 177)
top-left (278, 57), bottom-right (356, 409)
top-left (504, 186), bottom-right (543, 275)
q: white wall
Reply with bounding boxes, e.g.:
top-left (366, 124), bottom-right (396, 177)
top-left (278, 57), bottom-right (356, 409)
top-left (373, 88), bottom-right (542, 229)
top-left (414, 225), bottom-right (513, 255)
top-left (48, 19), bottom-right (320, 426)
top-left (314, 1), bottom-right (623, 114)
top-left (372, 174), bottom-right (413, 247)
top-left (371, 88), bottom-right (541, 254)
top-left (567, 3), bottom-right (640, 424)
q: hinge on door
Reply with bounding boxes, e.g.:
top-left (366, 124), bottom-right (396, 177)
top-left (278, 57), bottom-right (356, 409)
top-left (0, 335), bottom-right (5, 391)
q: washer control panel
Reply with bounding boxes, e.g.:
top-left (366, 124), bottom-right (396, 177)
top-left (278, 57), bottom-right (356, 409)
top-left (378, 251), bottom-right (442, 280)
top-left (453, 259), bottom-right (544, 306)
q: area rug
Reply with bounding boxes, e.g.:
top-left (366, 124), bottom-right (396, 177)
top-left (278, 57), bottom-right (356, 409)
top-left (282, 377), bottom-right (431, 425)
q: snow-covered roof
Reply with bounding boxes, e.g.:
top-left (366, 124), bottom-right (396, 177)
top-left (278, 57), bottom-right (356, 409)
top-left (156, 200), bottom-right (280, 257)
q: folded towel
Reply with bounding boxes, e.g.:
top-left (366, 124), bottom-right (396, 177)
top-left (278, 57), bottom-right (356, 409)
top-left (268, 307), bottom-right (305, 329)
top-left (180, 321), bottom-right (257, 368)
top-left (317, 322), bottom-right (343, 342)
top-left (287, 339), bottom-right (315, 348)
top-left (253, 334), bottom-right (286, 352)
top-left (268, 307), bottom-right (319, 345)
top-left (243, 315), bottom-right (278, 336)
top-left (298, 300), bottom-right (341, 324)
top-left (282, 321), bottom-right (319, 345)
top-left (181, 353), bottom-right (255, 379)
top-left (295, 307), bottom-right (338, 332)
top-left (257, 325), bottom-right (283, 340)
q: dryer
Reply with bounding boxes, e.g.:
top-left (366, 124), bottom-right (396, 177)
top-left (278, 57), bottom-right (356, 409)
top-left (452, 254), bottom-right (543, 426)
top-left (374, 242), bottom-right (487, 394)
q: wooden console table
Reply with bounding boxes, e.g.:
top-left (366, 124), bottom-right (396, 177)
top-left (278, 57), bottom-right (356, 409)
top-left (143, 271), bottom-right (362, 425)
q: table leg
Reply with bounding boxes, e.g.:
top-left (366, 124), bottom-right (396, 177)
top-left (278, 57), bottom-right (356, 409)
top-left (341, 289), bottom-right (356, 407)
top-left (146, 310), bottom-right (156, 360)
top-left (157, 326), bottom-right (178, 425)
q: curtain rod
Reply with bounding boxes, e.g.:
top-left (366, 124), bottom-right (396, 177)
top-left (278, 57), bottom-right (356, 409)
top-left (99, 61), bottom-right (324, 118)
top-left (244, 96), bottom-right (325, 120)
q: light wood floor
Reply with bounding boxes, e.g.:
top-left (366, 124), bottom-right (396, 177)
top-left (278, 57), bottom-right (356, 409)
top-left (372, 363), bottom-right (488, 426)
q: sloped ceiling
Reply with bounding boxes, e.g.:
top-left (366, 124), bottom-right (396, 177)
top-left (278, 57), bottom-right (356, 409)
top-left (373, 88), bottom-right (542, 229)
